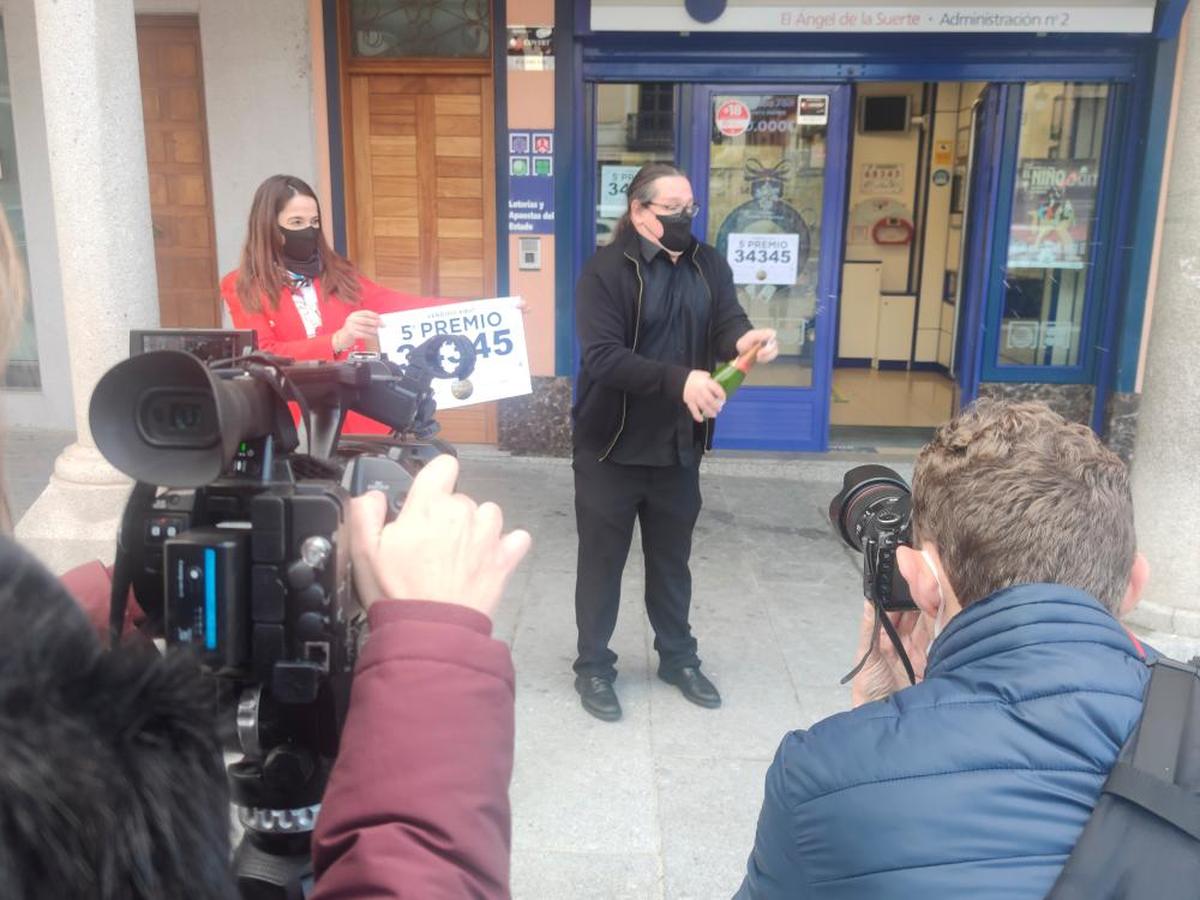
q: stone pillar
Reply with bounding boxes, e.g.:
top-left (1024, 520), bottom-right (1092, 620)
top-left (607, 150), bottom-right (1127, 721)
top-left (1127, 14), bottom-right (1200, 657)
top-left (15, 0), bottom-right (159, 572)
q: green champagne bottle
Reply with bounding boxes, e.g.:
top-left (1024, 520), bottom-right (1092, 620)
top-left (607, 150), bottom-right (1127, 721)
top-left (712, 341), bottom-right (762, 399)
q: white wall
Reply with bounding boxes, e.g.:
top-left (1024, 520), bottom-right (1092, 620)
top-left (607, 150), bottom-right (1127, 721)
top-left (137, 0), bottom-right (321, 275)
top-left (1, 0), bottom-right (322, 428)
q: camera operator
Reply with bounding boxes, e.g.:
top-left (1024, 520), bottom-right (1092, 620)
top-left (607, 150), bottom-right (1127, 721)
top-left (0, 451), bottom-right (528, 898)
top-left (736, 400), bottom-right (1152, 899)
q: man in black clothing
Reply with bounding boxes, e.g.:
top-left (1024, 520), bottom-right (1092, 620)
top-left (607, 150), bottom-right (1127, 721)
top-left (571, 163), bottom-right (779, 721)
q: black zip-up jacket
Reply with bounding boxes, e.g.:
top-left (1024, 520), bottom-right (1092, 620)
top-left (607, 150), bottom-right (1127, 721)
top-left (572, 228), bottom-right (753, 458)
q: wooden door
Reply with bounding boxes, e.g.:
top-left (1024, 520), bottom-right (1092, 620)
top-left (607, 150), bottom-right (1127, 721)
top-left (136, 16), bottom-right (220, 327)
top-left (345, 72), bottom-right (498, 444)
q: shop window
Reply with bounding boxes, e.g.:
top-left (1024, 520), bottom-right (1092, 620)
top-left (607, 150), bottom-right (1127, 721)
top-left (0, 19), bottom-right (37, 390)
top-left (593, 83), bottom-right (676, 248)
top-left (350, 0), bottom-right (490, 59)
top-left (997, 82), bottom-right (1109, 369)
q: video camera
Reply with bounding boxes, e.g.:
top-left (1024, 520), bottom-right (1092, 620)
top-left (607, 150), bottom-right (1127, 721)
top-left (88, 329), bottom-right (476, 898)
top-left (828, 465), bottom-right (920, 686)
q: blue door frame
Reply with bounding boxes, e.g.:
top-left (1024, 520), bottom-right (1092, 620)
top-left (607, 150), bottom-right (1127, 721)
top-left (689, 84), bottom-right (852, 451)
top-left (556, 17), bottom-right (1181, 447)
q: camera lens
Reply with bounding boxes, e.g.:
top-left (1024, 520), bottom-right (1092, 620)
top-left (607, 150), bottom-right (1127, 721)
top-left (828, 465), bottom-right (912, 551)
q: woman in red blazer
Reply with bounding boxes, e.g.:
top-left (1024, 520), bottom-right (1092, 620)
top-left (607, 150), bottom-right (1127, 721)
top-left (221, 174), bottom-right (445, 433)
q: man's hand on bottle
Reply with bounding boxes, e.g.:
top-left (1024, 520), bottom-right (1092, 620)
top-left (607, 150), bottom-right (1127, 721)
top-left (738, 328), bottom-right (779, 364)
top-left (683, 370), bottom-right (727, 423)
top-left (333, 309), bottom-right (382, 354)
top-left (348, 454), bottom-right (532, 622)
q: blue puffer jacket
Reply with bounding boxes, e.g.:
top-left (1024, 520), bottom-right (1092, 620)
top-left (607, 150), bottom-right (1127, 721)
top-left (737, 584), bottom-right (1151, 899)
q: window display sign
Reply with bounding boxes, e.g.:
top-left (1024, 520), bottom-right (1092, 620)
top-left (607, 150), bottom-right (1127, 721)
top-left (715, 99), bottom-right (752, 137)
top-left (860, 163), bottom-right (904, 196)
top-left (599, 164), bottom-right (639, 216)
top-left (727, 232), bottom-right (801, 285)
top-left (379, 297), bottom-right (532, 410)
top-left (1007, 158), bottom-right (1098, 270)
top-left (796, 95), bottom-right (829, 126)
top-left (591, 0), bottom-right (1154, 34)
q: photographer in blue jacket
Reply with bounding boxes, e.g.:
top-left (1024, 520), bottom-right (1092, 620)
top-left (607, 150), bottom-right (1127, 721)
top-left (737, 399), bottom-right (1152, 899)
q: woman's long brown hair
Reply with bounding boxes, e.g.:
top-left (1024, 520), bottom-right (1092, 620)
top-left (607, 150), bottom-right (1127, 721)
top-left (235, 175), bottom-right (362, 313)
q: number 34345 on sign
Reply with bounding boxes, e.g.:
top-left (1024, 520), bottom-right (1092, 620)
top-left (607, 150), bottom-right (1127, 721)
top-left (378, 296), bottom-right (533, 410)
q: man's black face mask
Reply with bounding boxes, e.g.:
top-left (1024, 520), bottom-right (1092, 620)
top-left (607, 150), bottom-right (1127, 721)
top-left (655, 213), bottom-right (694, 253)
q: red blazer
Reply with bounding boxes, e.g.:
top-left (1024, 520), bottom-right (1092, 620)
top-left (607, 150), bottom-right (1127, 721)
top-left (220, 271), bottom-right (449, 434)
top-left (220, 270), bottom-right (441, 361)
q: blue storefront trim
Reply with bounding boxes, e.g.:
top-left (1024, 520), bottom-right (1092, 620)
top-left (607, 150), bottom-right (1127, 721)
top-left (548, 3), bottom-right (1193, 446)
top-left (979, 82), bottom-right (1127, 387)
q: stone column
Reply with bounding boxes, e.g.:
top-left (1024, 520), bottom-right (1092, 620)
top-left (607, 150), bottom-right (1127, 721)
top-left (1127, 14), bottom-right (1200, 657)
top-left (15, 0), bottom-right (159, 572)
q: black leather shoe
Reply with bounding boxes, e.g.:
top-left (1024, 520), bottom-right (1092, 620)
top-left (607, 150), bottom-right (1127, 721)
top-left (575, 675), bottom-right (622, 722)
top-left (659, 666), bottom-right (722, 709)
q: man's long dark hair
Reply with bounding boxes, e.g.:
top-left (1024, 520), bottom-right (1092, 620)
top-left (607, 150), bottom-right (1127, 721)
top-left (613, 162), bottom-right (687, 240)
top-left (0, 538), bottom-right (235, 899)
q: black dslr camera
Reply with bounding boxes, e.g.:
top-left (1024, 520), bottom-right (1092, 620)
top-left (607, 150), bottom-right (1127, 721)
top-left (828, 465), bottom-right (916, 611)
top-left (828, 465), bottom-right (920, 686)
top-left (88, 331), bottom-right (475, 898)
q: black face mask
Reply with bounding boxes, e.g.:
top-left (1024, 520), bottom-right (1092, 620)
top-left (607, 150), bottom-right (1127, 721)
top-left (279, 225), bottom-right (320, 270)
top-left (655, 213), bottom-right (694, 253)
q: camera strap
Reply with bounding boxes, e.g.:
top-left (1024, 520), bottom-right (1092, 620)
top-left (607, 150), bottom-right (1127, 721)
top-left (839, 602), bottom-right (918, 687)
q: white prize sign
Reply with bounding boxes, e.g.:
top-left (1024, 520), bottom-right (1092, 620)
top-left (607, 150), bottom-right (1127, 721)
top-left (599, 165), bottom-right (639, 217)
top-left (378, 297), bottom-right (532, 410)
top-left (727, 233), bottom-right (801, 285)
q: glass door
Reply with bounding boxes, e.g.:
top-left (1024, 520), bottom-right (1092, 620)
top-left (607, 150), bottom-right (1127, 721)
top-left (692, 85), bottom-right (851, 451)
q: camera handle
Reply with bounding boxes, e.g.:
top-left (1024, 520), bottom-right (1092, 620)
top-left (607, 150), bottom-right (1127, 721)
top-left (229, 685), bottom-right (327, 899)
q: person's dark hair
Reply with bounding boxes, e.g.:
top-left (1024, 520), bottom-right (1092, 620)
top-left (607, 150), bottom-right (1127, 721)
top-left (235, 174), bottom-right (361, 313)
top-left (0, 537), bottom-right (235, 899)
top-left (613, 162), bottom-right (687, 240)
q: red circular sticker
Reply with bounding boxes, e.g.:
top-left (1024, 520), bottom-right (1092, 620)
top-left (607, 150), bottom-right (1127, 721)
top-left (715, 100), bottom-right (751, 137)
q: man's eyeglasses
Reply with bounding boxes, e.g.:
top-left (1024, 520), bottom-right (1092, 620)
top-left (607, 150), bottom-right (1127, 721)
top-left (647, 201), bottom-right (701, 220)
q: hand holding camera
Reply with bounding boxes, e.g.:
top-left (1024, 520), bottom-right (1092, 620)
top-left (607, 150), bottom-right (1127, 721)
top-left (349, 454), bottom-right (532, 621)
top-left (850, 599), bottom-right (933, 707)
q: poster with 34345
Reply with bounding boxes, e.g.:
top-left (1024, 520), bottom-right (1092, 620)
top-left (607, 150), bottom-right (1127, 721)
top-left (378, 297), bottom-right (532, 410)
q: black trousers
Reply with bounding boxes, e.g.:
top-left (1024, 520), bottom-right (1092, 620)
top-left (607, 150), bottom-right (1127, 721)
top-left (572, 451), bottom-right (703, 681)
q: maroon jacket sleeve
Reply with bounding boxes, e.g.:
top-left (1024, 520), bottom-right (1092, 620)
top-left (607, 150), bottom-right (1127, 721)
top-left (311, 600), bottom-right (514, 900)
top-left (59, 560), bottom-right (146, 644)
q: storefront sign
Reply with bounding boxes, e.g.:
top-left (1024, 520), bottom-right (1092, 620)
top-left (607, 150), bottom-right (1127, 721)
top-left (590, 0), bottom-right (1155, 33)
top-left (716, 99), bottom-right (752, 136)
top-left (507, 26), bottom-right (554, 70)
top-left (860, 163), bottom-right (904, 195)
top-left (379, 297), bottom-right (532, 410)
top-left (1007, 158), bottom-right (1098, 270)
top-left (726, 232), bottom-right (801, 285)
top-left (508, 130), bottom-right (555, 234)
top-left (599, 164), bottom-right (639, 216)
top-left (796, 95), bottom-right (829, 125)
